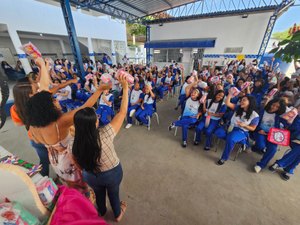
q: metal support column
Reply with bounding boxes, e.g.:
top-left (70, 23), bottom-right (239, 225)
top-left (60, 0), bottom-right (85, 78)
top-left (257, 0), bottom-right (295, 64)
top-left (146, 25), bottom-right (151, 65)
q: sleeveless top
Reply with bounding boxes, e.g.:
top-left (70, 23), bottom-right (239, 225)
top-left (31, 123), bottom-right (82, 184)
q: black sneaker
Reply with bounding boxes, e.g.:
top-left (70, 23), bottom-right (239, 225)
top-left (182, 141), bottom-right (187, 148)
top-left (168, 123), bottom-right (175, 131)
top-left (204, 147), bottom-right (210, 151)
top-left (217, 159), bottom-right (225, 165)
top-left (194, 141), bottom-right (199, 145)
top-left (280, 172), bottom-right (290, 181)
top-left (268, 163), bottom-right (278, 172)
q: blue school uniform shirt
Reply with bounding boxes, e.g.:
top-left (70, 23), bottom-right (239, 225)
top-left (156, 77), bottom-right (163, 87)
top-left (230, 105), bottom-right (260, 132)
top-left (281, 115), bottom-right (300, 142)
top-left (163, 76), bottom-right (174, 85)
top-left (205, 99), bottom-right (227, 120)
top-left (180, 82), bottom-right (189, 95)
top-left (259, 111), bottom-right (277, 132)
top-left (182, 97), bottom-right (200, 117)
top-left (143, 94), bottom-right (155, 105)
top-left (130, 89), bottom-right (143, 105)
top-left (99, 93), bottom-right (114, 107)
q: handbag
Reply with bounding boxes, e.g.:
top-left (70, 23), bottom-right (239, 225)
top-left (267, 128), bottom-right (290, 146)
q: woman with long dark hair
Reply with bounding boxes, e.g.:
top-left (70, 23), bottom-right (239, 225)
top-left (11, 58), bottom-right (77, 176)
top-left (217, 94), bottom-right (259, 165)
top-left (72, 75), bottom-right (128, 222)
top-left (169, 78), bottom-right (203, 148)
top-left (194, 90), bottom-right (226, 150)
top-left (26, 74), bottom-right (108, 190)
top-left (253, 98), bottom-right (286, 173)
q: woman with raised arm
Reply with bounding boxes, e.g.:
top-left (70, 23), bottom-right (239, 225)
top-left (217, 93), bottom-right (259, 165)
top-left (11, 58), bottom-right (77, 176)
top-left (26, 76), bottom-right (110, 190)
top-left (168, 77), bottom-right (202, 148)
top-left (72, 74), bottom-right (128, 222)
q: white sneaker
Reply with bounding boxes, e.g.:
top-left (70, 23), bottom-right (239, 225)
top-left (129, 109), bottom-right (136, 117)
top-left (254, 165), bottom-right (262, 173)
top-left (125, 124), bottom-right (132, 129)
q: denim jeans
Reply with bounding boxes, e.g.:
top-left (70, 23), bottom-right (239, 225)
top-left (30, 140), bottom-right (50, 176)
top-left (83, 163), bottom-right (123, 218)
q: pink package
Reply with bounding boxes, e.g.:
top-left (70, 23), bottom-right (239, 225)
top-left (188, 75), bottom-right (196, 84)
top-left (210, 76), bottom-right (220, 84)
top-left (200, 95), bottom-right (207, 104)
top-left (21, 42), bottom-right (42, 58)
top-left (205, 115), bottom-right (211, 128)
top-left (36, 177), bottom-right (58, 207)
top-left (85, 73), bottom-right (94, 81)
top-left (100, 73), bottom-right (112, 84)
top-left (116, 69), bottom-right (134, 84)
top-left (281, 108), bottom-right (298, 124)
top-left (241, 81), bottom-right (251, 90)
top-left (229, 87), bottom-right (240, 97)
top-left (267, 88), bottom-right (278, 97)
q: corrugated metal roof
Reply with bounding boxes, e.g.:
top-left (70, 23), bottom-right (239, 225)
top-left (107, 0), bottom-right (196, 17)
top-left (64, 0), bottom-right (288, 22)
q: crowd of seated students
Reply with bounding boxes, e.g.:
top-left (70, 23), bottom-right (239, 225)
top-left (168, 58), bottom-right (300, 181)
top-left (7, 54), bottom-right (300, 222)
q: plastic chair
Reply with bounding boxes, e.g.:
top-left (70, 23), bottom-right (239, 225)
top-left (174, 116), bottom-right (199, 136)
top-left (213, 134), bottom-right (247, 161)
top-left (146, 99), bottom-right (160, 131)
top-left (173, 77), bottom-right (182, 97)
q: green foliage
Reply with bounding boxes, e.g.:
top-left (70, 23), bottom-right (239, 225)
top-left (269, 31), bottom-right (300, 63)
top-left (126, 23), bottom-right (146, 36)
top-left (272, 29), bottom-right (291, 41)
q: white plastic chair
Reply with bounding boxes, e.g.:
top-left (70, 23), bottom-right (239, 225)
top-left (146, 112), bottom-right (160, 131)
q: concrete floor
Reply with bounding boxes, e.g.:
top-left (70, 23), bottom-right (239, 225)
top-left (0, 97), bottom-right (300, 225)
